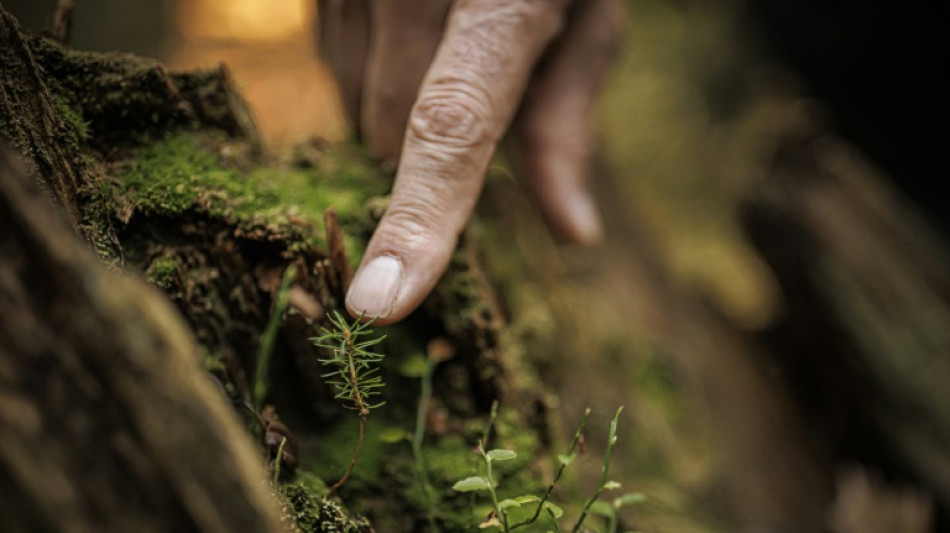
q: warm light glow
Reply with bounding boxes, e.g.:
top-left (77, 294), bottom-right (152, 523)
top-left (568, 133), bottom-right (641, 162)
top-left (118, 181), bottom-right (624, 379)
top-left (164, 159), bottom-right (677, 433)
top-left (168, 0), bottom-right (347, 149)
top-left (178, 0), bottom-right (312, 43)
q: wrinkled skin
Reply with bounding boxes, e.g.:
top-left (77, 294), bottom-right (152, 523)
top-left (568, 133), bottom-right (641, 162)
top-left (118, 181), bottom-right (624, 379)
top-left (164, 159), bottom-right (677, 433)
top-left (319, 0), bottom-right (623, 324)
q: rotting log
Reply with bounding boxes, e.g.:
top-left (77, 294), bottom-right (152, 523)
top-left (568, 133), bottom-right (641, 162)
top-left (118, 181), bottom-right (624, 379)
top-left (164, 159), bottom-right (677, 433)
top-left (0, 5), bottom-right (552, 531)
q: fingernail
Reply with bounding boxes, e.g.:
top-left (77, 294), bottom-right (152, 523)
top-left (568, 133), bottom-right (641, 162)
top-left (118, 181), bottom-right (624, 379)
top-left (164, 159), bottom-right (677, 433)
top-left (346, 255), bottom-right (402, 318)
top-left (568, 195), bottom-right (604, 245)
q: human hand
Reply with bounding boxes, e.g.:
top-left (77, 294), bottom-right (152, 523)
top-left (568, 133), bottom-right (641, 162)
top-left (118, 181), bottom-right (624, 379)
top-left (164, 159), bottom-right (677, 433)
top-left (319, 0), bottom-right (622, 324)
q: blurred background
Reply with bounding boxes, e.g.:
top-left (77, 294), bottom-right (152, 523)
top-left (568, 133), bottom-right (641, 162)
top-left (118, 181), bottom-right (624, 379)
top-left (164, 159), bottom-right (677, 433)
top-left (10, 0), bottom-right (347, 147)
top-left (6, 1), bottom-right (947, 531)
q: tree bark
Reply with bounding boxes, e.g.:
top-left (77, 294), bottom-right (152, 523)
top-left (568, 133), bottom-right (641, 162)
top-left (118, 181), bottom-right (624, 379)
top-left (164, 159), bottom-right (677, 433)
top-left (0, 5), bottom-right (84, 227)
top-left (0, 146), bottom-right (283, 532)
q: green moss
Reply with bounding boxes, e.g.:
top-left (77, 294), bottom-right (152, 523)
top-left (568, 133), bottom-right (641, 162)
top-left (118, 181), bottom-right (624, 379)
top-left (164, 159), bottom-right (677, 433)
top-left (110, 132), bottom-right (387, 252)
top-left (435, 248), bottom-right (488, 333)
top-left (279, 482), bottom-right (372, 533)
top-left (145, 254), bottom-right (181, 289)
top-left (52, 96), bottom-right (90, 143)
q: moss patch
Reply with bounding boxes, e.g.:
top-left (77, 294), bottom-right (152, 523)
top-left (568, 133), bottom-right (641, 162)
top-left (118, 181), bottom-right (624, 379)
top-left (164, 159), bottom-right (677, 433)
top-left (144, 253), bottom-right (181, 289)
top-left (108, 132), bottom-right (387, 255)
top-left (279, 482), bottom-right (373, 533)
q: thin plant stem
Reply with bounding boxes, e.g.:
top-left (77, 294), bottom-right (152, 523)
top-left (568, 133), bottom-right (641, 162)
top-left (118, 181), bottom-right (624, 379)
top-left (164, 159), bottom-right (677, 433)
top-left (479, 441), bottom-right (510, 533)
top-left (571, 407), bottom-right (624, 533)
top-left (470, 400), bottom-right (499, 510)
top-left (412, 357), bottom-right (439, 532)
top-left (326, 322), bottom-right (370, 497)
top-left (272, 436), bottom-right (287, 484)
top-left (253, 265), bottom-right (296, 411)
top-left (511, 408), bottom-right (591, 530)
top-left (328, 412), bottom-right (365, 496)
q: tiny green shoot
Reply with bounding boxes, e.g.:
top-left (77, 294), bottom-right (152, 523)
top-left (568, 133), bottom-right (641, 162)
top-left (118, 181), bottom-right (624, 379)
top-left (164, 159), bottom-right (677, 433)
top-left (571, 407), bottom-right (624, 533)
top-left (312, 310), bottom-right (387, 496)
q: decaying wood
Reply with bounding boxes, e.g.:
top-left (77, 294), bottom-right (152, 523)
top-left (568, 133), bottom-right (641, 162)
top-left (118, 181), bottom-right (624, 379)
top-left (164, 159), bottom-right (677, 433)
top-left (0, 147), bottom-right (283, 533)
top-left (0, 6), bottom-right (84, 228)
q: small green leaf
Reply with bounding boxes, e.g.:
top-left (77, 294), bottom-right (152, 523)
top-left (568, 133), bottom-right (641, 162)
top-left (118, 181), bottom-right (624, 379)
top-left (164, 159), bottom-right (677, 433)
top-left (543, 501), bottom-right (564, 519)
top-left (603, 480), bottom-right (622, 490)
top-left (487, 449), bottom-right (517, 462)
top-left (514, 495), bottom-right (541, 504)
top-left (616, 492), bottom-right (647, 507)
top-left (614, 492), bottom-right (647, 509)
top-left (478, 516), bottom-right (503, 529)
top-left (557, 453), bottom-right (576, 466)
top-left (545, 506), bottom-right (563, 532)
top-left (589, 500), bottom-right (615, 518)
top-left (498, 499), bottom-right (522, 511)
top-left (378, 427), bottom-right (408, 443)
top-left (453, 476), bottom-right (490, 492)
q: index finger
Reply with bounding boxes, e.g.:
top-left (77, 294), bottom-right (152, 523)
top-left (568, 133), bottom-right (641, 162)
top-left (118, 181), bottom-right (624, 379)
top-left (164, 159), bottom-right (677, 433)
top-left (346, 0), bottom-right (567, 324)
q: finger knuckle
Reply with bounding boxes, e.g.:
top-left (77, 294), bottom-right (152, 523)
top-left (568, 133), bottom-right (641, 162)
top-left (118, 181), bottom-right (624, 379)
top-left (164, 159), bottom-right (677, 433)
top-left (408, 89), bottom-right (493, 150)
top-left (379, 201), bottom-right (445, 251)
